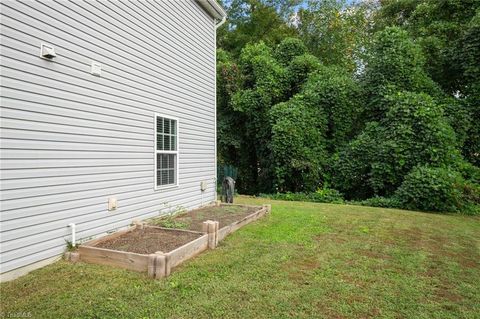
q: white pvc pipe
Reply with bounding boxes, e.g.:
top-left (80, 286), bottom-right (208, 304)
top-left (68, 223), bottom-right (76, 247)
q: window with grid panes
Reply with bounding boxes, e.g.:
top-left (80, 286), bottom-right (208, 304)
top-left (155, 115), bottom-right (178, 187)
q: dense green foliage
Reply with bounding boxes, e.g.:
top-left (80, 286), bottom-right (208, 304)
top-left (395, 165), bottom-right (480, 214)
top-left (217, 0), bottom-right (301, 57)
top-left (297, 0), bottom-right (370, 72)
top-left (217, 0), bottom-right (479, 213)
top-left (375, 0), bottom-right (480, 166)
top-left (303, 66), bottom-right (362, 152)
top-left (361, 27), bottom-right (441, 119)
top-left (269, 95), bottom-right (326, 192)
top-left (260, 188), bottom-right (344, 204)
top-left (334, 90), bottom-right (459, 198)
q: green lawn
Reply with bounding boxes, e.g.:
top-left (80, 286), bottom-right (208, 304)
top-left (2, 196), bottom-right (479, 319)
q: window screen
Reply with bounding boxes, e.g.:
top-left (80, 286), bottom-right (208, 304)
top-left (156, 117), bottom-right (176, 151)
top-left (155, 116), bottom-right (178, 187)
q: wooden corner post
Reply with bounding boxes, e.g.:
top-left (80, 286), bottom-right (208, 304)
top-left (263, 204), bottom-right (272, 213)
top-left (203, 220), bottom-right (219, 249)
top-left (148, 254), bottom-right (167, 279)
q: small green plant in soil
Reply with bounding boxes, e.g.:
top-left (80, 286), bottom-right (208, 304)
top-left (65, 240), bottom-right (77, 252)
top-left (149, 207), bottom-right (190, 229)
top-left (156, 217), bottom-right (190, 230)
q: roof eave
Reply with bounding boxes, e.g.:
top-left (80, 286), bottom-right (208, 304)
top-left (196, 0), bottom-right (227, 20)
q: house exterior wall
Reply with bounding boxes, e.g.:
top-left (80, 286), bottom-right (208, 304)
top-left (0, 0), bottom-right (216, 279)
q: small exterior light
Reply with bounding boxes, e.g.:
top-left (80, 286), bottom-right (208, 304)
top-left (40, 43), bottom-right (56, 60)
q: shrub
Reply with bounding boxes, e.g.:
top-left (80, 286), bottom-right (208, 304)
top-left (311, 188), bottom-right (345, 203)
top-left (442, 97), bottom-right (472, 149)
top-left (455, 160), bottom-right (480, 184)
top-left (349, 196), bottom-right (401, 209)
top-left (394, 165), bottom-right (479, 214)
top-left (261, 188), bottom-right (344, 204)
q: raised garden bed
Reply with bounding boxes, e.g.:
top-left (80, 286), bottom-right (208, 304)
top-left (148, 203), bottom-right (261, 231)
top-left (148, 203), bottom-right (271, 242)
top-left (96, 227), bottom-right (202, 254)
top-left (70, 203), bottom-right (271, 279)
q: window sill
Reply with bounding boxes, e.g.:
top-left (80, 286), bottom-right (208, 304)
top-left (154, 184), bottom-right (180, 191)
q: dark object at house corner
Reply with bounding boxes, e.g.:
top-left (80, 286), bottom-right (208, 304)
top-left (222, 176), bottom-right (235, 203)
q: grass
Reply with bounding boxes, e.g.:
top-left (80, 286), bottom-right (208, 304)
top-left (2, 196), bottom-right (479, 318)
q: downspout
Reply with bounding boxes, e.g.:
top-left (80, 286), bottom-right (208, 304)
top-left (213, 18), bottom-right (222, 201)
top-left (215, 16), bottom-right (226, 29)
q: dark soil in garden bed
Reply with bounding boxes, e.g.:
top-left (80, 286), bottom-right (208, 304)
top-left (94, 228), bottom-right (202, 254)
top-left (149, 205), bottom-right (261, 232)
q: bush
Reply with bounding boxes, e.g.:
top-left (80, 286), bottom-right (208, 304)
top-left (394, 165), bottom-right (479, 214)
top-left (261, 188), bottom-right (344, 204)
top-left (350, 196), bottom-right (401, 209)
top-left (455, 160), bottom-right (480, 184)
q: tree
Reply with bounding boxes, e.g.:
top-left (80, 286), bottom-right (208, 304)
top-left (454, 11), bottom-right (480, 166)
top-left (269, 95), bottom-right (327, 192)
top-left (215, 1), bottom-right (479, 213)
top-left (216, 49), bottom-right (243, 164)
top-left (302, 65), bottom-right (363, 153)
top-left (225, 42), bottom-right (290, 193)
top-left (284, 53), bottom-right (322, 96)
top-left (375, 1), bottom-right (480, 166)
top-left (361, 27), bottom-right (441, 120)
top-left (297, 0), bottom-right (371, 72)
top-left (274, 37), bottom-right (307, 66)
top-left (217, 0), bottom-right (301, 57)
top-left (268, 63), bottom-right (362, 192)
top-left (375, 0), bottom-right (480, 94)
top-left (218, 37), bottom-right (364, 193)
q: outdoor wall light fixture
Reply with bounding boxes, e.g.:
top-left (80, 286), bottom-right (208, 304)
top-left (40, 43), bottom-right (56, 60)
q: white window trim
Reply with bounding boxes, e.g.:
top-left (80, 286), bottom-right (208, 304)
top-left (154, 113), bottom-right (180, 190)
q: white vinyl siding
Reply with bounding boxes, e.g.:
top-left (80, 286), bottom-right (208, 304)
top-left (155, 115), bottom-right (179, 188)
top-left (0, 0), bottom-right (216, 276)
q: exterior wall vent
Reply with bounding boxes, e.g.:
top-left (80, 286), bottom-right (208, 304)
top-left (40, 43), bottom-right (56, 60)
top-left (91, 61), bottom-right (102, 76)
